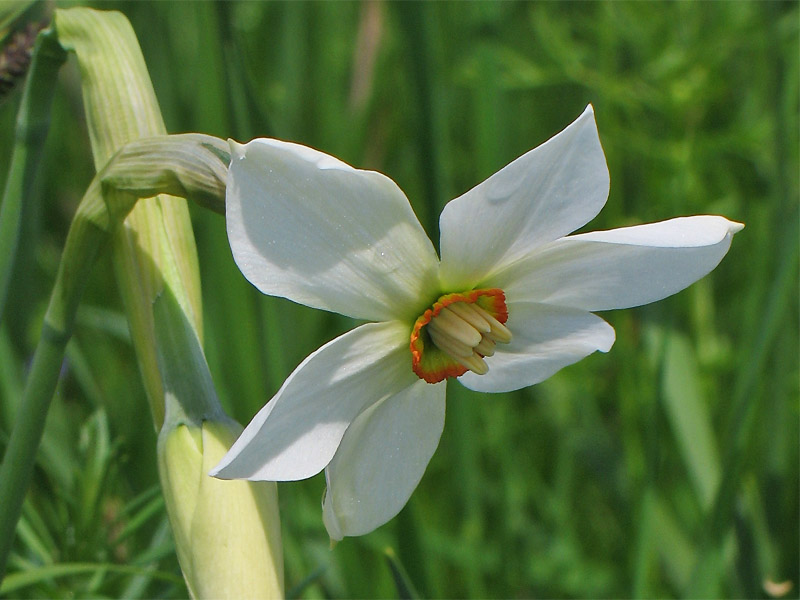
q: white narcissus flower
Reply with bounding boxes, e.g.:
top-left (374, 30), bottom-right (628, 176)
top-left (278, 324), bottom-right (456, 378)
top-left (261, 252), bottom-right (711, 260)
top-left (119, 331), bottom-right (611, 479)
top-left (210, 106), bottom-right (742, 541)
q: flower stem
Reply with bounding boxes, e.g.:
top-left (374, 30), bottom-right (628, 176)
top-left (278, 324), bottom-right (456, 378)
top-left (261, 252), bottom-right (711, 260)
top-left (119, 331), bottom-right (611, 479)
top-left (0, 182), bottom-right (107, 580)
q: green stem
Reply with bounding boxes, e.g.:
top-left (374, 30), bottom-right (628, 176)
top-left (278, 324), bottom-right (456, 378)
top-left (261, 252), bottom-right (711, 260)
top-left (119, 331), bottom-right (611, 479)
top-left (0, 27), bottom-right (65, 321)
top-left (0, 184), bottom-right (107, 579)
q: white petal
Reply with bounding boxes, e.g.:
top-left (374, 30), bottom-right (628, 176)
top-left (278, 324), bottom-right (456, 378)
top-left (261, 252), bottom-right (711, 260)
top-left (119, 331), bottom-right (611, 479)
top-left (439, 105), bottom-right (609, 291)
top-left (495, 216), bottom-right (744, 311)
top-left (210, 321), bottom-right (415, 481)
top-left (322, 379), bottom-right (446, 540)
top-left (458, 302), bottom-right (615, 393)
top-left (227, 138), bottom-right (440, 322)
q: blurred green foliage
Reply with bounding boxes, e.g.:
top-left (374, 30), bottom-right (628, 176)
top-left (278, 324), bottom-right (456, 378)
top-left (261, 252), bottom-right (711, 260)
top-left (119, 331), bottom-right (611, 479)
top-left (0, 1), bottom-right (797, 598)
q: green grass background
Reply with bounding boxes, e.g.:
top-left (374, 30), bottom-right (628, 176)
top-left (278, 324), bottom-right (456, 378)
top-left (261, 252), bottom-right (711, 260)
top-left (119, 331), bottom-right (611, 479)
top-left (0, 1), bottom-right (797, 597)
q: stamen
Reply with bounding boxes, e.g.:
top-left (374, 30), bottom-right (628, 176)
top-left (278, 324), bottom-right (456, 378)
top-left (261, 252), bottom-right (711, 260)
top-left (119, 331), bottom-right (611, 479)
top-left (454, 352), bottom-right (488, 375)
top-left (428, 307), bottom-right (482, 347)
top-left (473, 335), bottom-right (496, 357)
top-left (472, 304), bottom-right (512, 343)
top-left (446, 302), bottom-right (491, 333)
top-left (427, 327), bottom-right (474, 358)
top-left (428, 301), bottom-right (504, 373)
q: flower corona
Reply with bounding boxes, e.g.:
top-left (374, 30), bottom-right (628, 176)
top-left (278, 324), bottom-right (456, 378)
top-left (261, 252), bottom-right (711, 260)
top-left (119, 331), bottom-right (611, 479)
top-left (410, 289), bottom-right (511, 383)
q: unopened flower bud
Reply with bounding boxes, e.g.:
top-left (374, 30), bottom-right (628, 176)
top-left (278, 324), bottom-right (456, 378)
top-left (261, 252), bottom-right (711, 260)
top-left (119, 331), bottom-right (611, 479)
top-left (158, 417), bottom-right (283, 599)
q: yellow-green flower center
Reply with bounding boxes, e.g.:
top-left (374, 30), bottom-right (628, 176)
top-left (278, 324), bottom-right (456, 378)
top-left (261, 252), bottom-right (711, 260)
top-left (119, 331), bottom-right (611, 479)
top-left (410, 289), bottom-right (512, 383)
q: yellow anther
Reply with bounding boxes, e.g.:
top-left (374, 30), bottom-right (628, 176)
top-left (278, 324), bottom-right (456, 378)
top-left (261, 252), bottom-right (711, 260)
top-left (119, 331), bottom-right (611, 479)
top-left (454, 352), bottom-right (489, 375)
top-left (447, 302), bottom-right (491, 333)
top-left (428, 306), bottom-right (482, 347)
top-left (472, 304), bottom-right (512, 343)
top-left (427, 327), bottom-right (474, 358)
top-left (473, 335), bottom-right (496, 357)
top-left (427, 302), bottom-right (507, 375)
